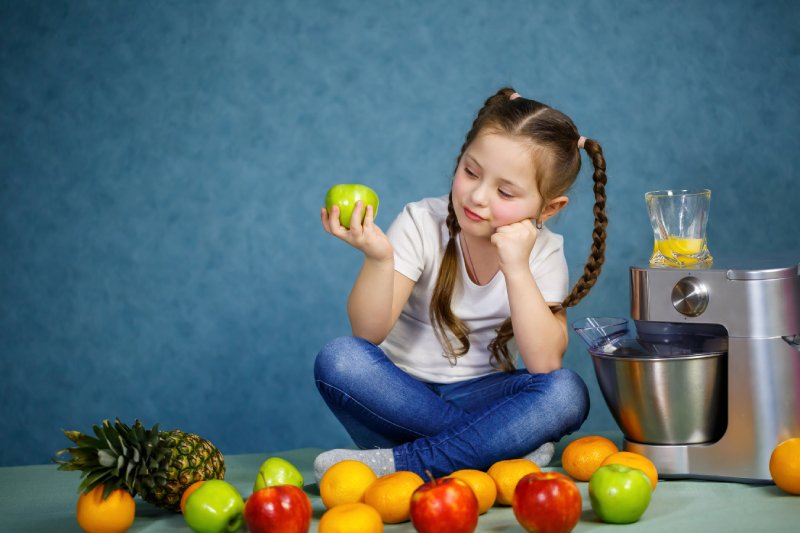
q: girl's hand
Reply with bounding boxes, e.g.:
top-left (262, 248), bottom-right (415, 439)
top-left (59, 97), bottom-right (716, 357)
top-left (321, 201), bottom-right (393, 262)
top-left (491, 218), bottom-right (537, 277)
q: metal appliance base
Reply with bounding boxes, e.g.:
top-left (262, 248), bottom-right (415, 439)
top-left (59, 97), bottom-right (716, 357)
top-left (623, 439), bottom-right (772, 484)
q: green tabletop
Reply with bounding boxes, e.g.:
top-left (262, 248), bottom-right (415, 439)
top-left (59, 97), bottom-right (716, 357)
top-left (2, 446), bottom-right (797, 532)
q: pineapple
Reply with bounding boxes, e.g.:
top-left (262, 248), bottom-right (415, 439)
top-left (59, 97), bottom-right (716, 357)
top-left (55, 418), bottom-right (225, 511)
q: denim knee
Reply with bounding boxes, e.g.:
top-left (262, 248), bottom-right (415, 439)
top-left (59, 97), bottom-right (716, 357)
top-left (314, 335), bottom-right (375, 385)
top-left (545, 368), bottom-right (591, 430)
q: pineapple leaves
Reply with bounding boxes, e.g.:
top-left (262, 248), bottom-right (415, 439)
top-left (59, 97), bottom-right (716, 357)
top-left (148, 426), bottom-right (160, 451)
top-left (61, 429), bottom-right (104, 450)
top-left (78, 469), bottom-right (114, 494)
top-left (117, 434), bottom-right (129, 456)
top-left (125, 461), bottom-right (137, 487)
top-left (133, 421), bottom-right (147, 444)
top-left (102, 483), bottom-right (117, 500)
top-left (96, 421), bottom-right (123, 455)
top-left (114, 418), bottom-right (130, 438)
top-left (97, 449), bottom-right (118, 468)
top-left (63, 430), bottom-right (85, 444)
top-left (54, 446), bottom-right (100, 470)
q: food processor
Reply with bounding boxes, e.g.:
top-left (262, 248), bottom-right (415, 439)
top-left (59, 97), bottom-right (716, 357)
top-left (574, 189), bottom-right (800, 482)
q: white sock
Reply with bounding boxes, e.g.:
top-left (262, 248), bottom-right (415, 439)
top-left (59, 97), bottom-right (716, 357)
top-left (524, 441), bottom-right (556, 467)
top-left (314, 448), bottom-right (396, 483)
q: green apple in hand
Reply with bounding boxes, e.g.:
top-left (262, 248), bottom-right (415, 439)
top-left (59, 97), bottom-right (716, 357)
top-left (589, 464), bottom-right (652, 524)
top-left (253, 456), bottom-right (304, 492)
top-left (325, 184), bottom-right (379, 229)
top-left (183, 479), bottom-right (244, 533)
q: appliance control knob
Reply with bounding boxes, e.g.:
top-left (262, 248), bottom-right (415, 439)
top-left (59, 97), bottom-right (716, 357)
top-left (671, 276), bottom-right (709, 317)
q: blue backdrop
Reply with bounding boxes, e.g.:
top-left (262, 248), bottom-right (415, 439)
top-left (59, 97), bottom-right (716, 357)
top-left (1, 0), bottom-right (798, 466)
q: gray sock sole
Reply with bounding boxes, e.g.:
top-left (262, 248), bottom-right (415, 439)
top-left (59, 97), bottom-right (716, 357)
top-left (523, 441), bottom-right (556, 467)
top-left (313, 448), bottom-right (396, 483)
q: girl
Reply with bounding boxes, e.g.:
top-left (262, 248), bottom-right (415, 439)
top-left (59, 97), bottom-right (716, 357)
top-left (314, 87), bottom-right (608, 479)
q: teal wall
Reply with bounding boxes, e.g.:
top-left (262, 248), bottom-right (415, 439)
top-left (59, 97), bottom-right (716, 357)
top-left (1, 0), bottom-right (798, 466)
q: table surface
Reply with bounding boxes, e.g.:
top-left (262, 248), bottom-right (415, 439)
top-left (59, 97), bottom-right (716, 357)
top-left (2, 445), bottom-right (798, 532)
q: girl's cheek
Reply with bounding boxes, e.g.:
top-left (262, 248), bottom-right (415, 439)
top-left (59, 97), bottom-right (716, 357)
top-left (491, 203), bottom-right (530, 226)
top-left (451, 173), bottom-right (468, 197)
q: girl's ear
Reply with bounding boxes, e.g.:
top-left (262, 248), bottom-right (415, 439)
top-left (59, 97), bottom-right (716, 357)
top-left (540, 196), bottom-right (569, 222)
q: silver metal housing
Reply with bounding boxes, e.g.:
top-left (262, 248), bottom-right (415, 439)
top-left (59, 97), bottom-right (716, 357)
top-left (624, 254), bottom-right (800, 481)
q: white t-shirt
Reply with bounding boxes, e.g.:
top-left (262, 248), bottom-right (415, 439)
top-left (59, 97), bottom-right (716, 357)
top-left (379, 195), bottom-right (569, 384)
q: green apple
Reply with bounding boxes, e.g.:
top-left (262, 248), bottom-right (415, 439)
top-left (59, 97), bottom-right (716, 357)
top-left (183, 479), bottom-right (244, 533)
top-left (589, 464), bottom-right (652, 524)
top-left (325, 183), bottom-right (379, 229)
top-left (253, 456), bottom-right (304, 493)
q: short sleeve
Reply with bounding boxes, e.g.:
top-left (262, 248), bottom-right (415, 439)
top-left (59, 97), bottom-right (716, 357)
top-left (385, 204), bottom-right (427, 282)
top-left (530, 230), bottom-right (569, 303)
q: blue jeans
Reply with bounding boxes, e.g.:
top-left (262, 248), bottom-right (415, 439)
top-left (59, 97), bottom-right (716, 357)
top-left (314, 336), bottom-right (590, 477)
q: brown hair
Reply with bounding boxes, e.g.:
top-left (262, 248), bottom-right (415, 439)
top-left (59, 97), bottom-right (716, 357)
top-left (430, 87), bottom-right (608, 372)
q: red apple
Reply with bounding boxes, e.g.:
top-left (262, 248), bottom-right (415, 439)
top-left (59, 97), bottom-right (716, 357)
top-left (410, 476), bottom-right (479, 533)
top-left (512, 472), bottom-right (582, 533)
top-left (243, 484), bottom-right (312, 533)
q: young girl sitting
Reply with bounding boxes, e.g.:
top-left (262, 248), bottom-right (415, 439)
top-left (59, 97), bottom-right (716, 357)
top-left (315, 87), bottom-right (608, 479)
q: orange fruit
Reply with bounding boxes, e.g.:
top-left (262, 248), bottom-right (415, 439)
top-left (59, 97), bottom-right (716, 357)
top-left (770, 437), bottom-right (800, 495)
top-left (487, 458), bottom-right (541, 505)
top-left (445, 469), bottom-right (497, 514)
top-left (75, 485), bottom-right (136, 533)
top-left (561, 435), bottom-right (619, 481)
top-left (363, 470), bottom-right (424, 523)
top-left (318, 502), bottom-right (384, 533)
top-left (179, 481), bottom-right (206, 514)
top-left (320, 460), bottom-right (379, 509)
top-left (601, 451), bottom-right (659, 490)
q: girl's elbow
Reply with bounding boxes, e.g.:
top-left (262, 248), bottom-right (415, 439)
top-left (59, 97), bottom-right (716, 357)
top-left (527, 362), bottom-right (563, 374)
top-left (522, 352), bottom-right (564, 374)
top-left (350, 326), bottom-right (388, 345)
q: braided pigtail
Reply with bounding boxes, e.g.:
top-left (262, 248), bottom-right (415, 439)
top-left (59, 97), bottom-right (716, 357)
top-left (429, 194), bottom-right (471, 361)
top-left (561, 138), bottom-right (608, 309)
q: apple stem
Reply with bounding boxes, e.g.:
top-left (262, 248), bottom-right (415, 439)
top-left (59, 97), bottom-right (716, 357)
top-left (259, 471), bottom-right (267, 486)
top-left (424, 470), bottom-right (436, 483)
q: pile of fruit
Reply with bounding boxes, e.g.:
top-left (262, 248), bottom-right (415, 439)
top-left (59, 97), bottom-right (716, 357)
top-left (55, 419), bottom-right (314, 533)
top-left (313, 445), bottom-right (648, 533)
top-left (56, 422), bottom-right (800, 533)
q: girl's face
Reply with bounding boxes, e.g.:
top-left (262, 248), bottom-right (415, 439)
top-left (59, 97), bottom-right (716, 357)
top-left (452, 132), bottom-right (557, 239)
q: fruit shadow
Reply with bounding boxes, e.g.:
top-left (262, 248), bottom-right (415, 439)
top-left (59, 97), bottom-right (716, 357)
top-left (763, 485), bottom-right (793, 497)
top-left (581, 509), bottom-right (603, 524)
top-left (304, 482), bottom-right (328, 520)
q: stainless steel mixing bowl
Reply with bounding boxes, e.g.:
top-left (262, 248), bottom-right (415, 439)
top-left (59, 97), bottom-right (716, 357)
top-left (590, 349), bottom-right (727, 445)
top-left (573, 317), bottom-right (728, 445)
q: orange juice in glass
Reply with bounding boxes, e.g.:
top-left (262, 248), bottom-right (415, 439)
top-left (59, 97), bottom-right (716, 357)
top-left (645, 189), bottom-right (713, 268)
